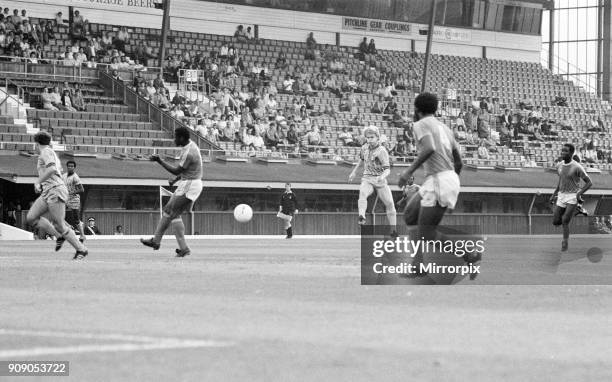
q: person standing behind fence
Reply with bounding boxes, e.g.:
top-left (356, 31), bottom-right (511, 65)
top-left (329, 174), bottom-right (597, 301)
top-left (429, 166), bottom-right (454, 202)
top-left (278, 183), bottom-right (299, 239)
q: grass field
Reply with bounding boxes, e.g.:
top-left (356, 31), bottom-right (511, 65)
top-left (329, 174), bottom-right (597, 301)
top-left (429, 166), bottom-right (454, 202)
top-left (1, 236), bottom-right (611, 381)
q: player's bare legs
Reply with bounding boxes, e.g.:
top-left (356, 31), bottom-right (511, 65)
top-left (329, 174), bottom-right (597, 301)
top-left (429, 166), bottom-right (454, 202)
top-left (27, 197), bottom-right (61, 238)
top-left (553, 204), bottom-right (576, 251)
top-left (171, 217), bottom-right (190, 257)
top-left (47, 201), bottom-right (87, 256)
top-left (357, 182), bottom-right (375, 225)
top-left (143, 194), bottom-right (192, 257)
top-left (28, 198), bottom-right (87, 257)
top-left (403, 193), bottom-right (422, 226)
top-left (375, 185), bottom-right (397, 236)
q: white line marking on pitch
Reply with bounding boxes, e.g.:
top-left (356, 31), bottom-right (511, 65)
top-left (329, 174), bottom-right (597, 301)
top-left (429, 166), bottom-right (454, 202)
top-left (0, 329), bottom-right (233, 358)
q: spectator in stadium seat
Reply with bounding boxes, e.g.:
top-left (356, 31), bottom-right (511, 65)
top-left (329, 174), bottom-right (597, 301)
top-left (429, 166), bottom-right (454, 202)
top-left (275, 52), bottom-right (288, 70)
top-left (529, 105), bottom-right (542, 122)
top-left (533, 126), bottom-right (545, 142)
top-left (393, 73), bottom-right (406, 90)
top-left (234, 25), bottom-right (248, 42)
top-left (337, 126), bottom-right (353, 146)
top-left (304, 32), bottom-right (317, 60)
top-left (455, 124), bottom-right (468, 142)
top-left (54, 12), bottom-right (66, 31)
top-left (62, 52), bottom-right (78, 67)
top-left (113, 26), bottom-right (129, 52)
top-left (72, 89), bottom-right (85, 111)
top-left (358, 37), bottom-right (368, 61)
top-left (11, 9), bottom-right (21, 26)
top-left (71, 10), bottom-right (88, 41)
top-left (500, 108), bottom-right (513, 128)
top-left (384, 97), bottom-right (398, 115)
top-left (464, 128), bottom-right (476, 145)
top-left (61, 90), bottom-right (77, 112)
top-left (554, 93), bottom-right (568, 107)
top-left (587, 116), bottom-right (601, 132)
top-left (540, 119), bottom-right (557, 137)
top-left (479, 97), bottom-right (490, 114)
top-left (518, 94), bottom-right (534, 110)
top-left (27, 51), bottom-right (38, 64)
top-left (101, 31), bottom-right (113, 51)
top-left (41, 87), bottom-right (58, 111)
top-left (477, 140), bottom-right (489, 160)
top-left (371, 94), bottom-right (386, 114)
top-left (305, 125), bottom-right (321, 146)
top-left (391, 136), bottom-right (409, 157)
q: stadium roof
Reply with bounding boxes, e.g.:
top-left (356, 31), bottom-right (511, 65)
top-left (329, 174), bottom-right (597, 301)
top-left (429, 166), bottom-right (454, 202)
top-left (1, 154), bottom-right (611, 193)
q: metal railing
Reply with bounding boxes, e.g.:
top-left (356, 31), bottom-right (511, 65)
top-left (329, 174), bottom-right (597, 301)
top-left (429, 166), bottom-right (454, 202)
top-left (541, 47), bottom-right (598, 96)
top-left (0, 78), bottom-right (26, 119)
top-left (0, 54), bottom-right (163, 82)
top-left (99, 70), bottom-right (221, 153)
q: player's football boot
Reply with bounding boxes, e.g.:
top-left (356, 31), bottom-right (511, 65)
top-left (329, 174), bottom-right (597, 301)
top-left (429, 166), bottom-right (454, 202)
top-left (140, 238), bottom-right (160, 250)
top-left (175, 248), bottom-right (191, 258)
top-left (73, 249), bottom-right (88, 260)
top-left (575, 203), bottom-right (588, 217)
top-left (463, 252), bottom-right (482, 281)
top-left (358, 215), bottom-right (366, 225)
top-left (55, 237), bottom-right (65, 252)
top-left (561, 239), bottom-right (568, 252)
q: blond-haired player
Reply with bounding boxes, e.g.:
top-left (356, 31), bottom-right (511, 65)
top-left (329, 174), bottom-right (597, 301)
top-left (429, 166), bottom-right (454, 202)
top-left (26, 132), bottom-right (88, 259)
top-left (349, 125), bottom-right (397, 237)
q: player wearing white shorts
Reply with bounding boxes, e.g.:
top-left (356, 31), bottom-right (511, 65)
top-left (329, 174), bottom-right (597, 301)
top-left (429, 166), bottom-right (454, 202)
top-left (26, 132), bottom-right (88, 259)
top-left (349, 125), bottom-right (397, 237)
top-left (141, 127), bottom-right (203, 257)
top-left (398, 93), bottom-right (467, 274)
top-left (550, 143), bottom-right (592, 251)
top-left (399, 93), bottom-right (462, 228)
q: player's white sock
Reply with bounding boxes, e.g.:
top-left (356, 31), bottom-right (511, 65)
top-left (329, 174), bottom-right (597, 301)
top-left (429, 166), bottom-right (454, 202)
top-left (171, 218), bottom-right (188, 251)
top-left (358, 198), bottom-right (367, 217)
top-left (386, 209), bottom-right (397, 227)
top-left (63, 228), bottom-right (86, 252)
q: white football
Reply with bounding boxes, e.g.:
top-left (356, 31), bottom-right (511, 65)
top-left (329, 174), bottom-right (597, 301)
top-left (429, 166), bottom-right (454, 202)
top-left (234, 204), bottom-right (253, 223)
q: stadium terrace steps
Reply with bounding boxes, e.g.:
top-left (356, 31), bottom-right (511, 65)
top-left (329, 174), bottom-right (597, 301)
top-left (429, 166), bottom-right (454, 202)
top-left (37, 118), bottom-right (156, 131)
top-left (64, 145), bottom-right (182, 156)
top-left (62, 135), bottom-right (174, 147)
top-left (49, 127), bottom-right (169, 140)
top-left (27, 109), bottom-right (146, 122)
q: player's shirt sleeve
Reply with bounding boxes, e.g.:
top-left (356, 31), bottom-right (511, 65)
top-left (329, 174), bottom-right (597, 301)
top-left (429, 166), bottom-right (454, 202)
top-left (40, 149), bottom-right (56, 169)
top-left (575, 163), bottom-right (587, 179)
top-left (377, 148), bottom-right (390, 170)
top-left (292, 194), bottom-right (299, 210)
top-left (73, 173), bottom-right (82, 187)
top-left (412, 121), bottom-right (430, 143)
top-left (178, 146), bottom-right (192, 169)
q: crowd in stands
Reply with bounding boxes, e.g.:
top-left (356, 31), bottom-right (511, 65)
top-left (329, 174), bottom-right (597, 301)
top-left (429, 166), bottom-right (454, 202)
top-left (40, 82), bottom-right (86, 112)
top-left (444, 76), bottom-right (610, 166)
top-left (0, 7), bottom-right (153, 70)
top-left (4, 6), bottom-right (608, 167)
top-left (157, 29), bottom-right (426, 159)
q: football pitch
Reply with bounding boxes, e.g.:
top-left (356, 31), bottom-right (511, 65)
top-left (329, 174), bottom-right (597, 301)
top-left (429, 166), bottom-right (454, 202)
top-left (1, 236), bottom-right (611, 381)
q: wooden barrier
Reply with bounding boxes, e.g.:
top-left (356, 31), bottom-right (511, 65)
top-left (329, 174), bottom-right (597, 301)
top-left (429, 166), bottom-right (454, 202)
top-left (15, 210), bottom-right (595, 236)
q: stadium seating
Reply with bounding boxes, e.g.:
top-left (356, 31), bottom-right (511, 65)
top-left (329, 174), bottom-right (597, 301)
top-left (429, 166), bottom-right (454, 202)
top-left (1, 16), bottom-right (610, 170)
